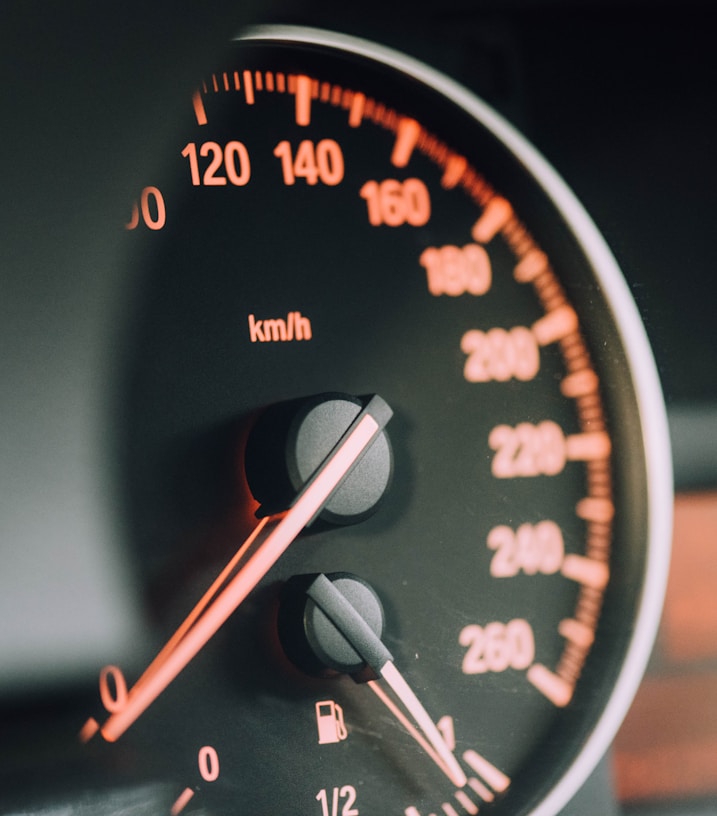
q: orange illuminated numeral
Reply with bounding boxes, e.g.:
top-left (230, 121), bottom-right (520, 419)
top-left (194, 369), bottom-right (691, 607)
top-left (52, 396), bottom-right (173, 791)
top-left (420, 244), bottom-right (491, 296)
top-left (487, 521), bottom-right (564, 577)
top-left (224, 142), bottom-right (251, 186)
top-left (125, 186), bottom-right (166, 231)
top-left (489, 421), bottom-right (567, 478)
top-left (198, 745), bottom-right (220, 782)
top-left (461, 327), bottom-right (539, 382)
top-left (437, 715), bottom-right (456, 751)
top-left (316, 786), bottom-right (359, 816)
top-left (125, 203), bottom-right (139, 230)
top-left (202, 142), bottom-right (225, 185)
top-left (181, 141), bottom-right (251, 187)
top-left (99, 665), bottom-right (128, 713)
top-left (360, 178), bottom-right (430, 227)
top-left (460, 620), bottom-right (535, 674)
top-left (273, 139), bottom-right (344, 186)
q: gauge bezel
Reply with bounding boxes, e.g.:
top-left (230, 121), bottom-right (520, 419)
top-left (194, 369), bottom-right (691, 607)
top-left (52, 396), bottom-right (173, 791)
top-left (232, 24), bottom-right (673, 816)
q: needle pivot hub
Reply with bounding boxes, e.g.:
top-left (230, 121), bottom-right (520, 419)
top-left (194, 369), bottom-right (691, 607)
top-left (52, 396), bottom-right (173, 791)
top-left (245, 393), bottom-right (393, 524)
top-left (278, 572), bottom-right (389, 679)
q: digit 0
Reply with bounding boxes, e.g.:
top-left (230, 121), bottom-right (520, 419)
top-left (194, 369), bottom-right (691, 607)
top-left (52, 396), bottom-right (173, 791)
top-left (198, 745), bottom-right (220, 782)
top-left (99, 665), bottom-right (128, 713)
top-left (125, 186), bottom-right (166, 231)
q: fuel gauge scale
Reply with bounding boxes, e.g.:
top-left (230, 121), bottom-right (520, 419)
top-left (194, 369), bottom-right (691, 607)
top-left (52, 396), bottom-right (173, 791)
top-left (79, 25), bottom-right (672, 816)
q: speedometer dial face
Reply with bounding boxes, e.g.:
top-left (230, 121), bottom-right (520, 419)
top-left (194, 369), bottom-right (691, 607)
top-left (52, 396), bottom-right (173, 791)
top-left (80, 26), bottom-right (671, 816)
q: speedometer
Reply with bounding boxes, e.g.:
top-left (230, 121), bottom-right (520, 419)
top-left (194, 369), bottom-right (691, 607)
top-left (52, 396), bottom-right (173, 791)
top-left (77, 26), bottom-right (671, 816)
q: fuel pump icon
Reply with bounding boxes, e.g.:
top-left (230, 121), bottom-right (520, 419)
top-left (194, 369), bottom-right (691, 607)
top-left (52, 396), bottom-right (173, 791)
top-left (315, 700), bottom-right (348, 744)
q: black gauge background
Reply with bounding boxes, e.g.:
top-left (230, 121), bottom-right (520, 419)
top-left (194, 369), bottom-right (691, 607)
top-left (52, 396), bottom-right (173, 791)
top-left (114, 36), bottom-right (650, 816)
top-left (2, 2), bottom-right (712, 816)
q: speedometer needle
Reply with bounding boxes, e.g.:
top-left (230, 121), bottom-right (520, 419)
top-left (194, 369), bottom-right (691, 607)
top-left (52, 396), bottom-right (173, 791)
top-left (100, 395), bottom-right (392, 742)
top-left (306, 574), bottom-right (467, 788)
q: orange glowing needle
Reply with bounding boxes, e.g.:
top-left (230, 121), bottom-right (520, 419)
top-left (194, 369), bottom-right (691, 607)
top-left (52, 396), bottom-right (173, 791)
top-left (101, 395), bottom-right (392, 742)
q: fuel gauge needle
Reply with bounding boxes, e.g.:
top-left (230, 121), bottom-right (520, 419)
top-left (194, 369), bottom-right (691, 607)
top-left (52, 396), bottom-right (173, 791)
top-left (306, 574), bottom-right (467, 788)
top-left (100, 395), bottom-right (392, 742)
